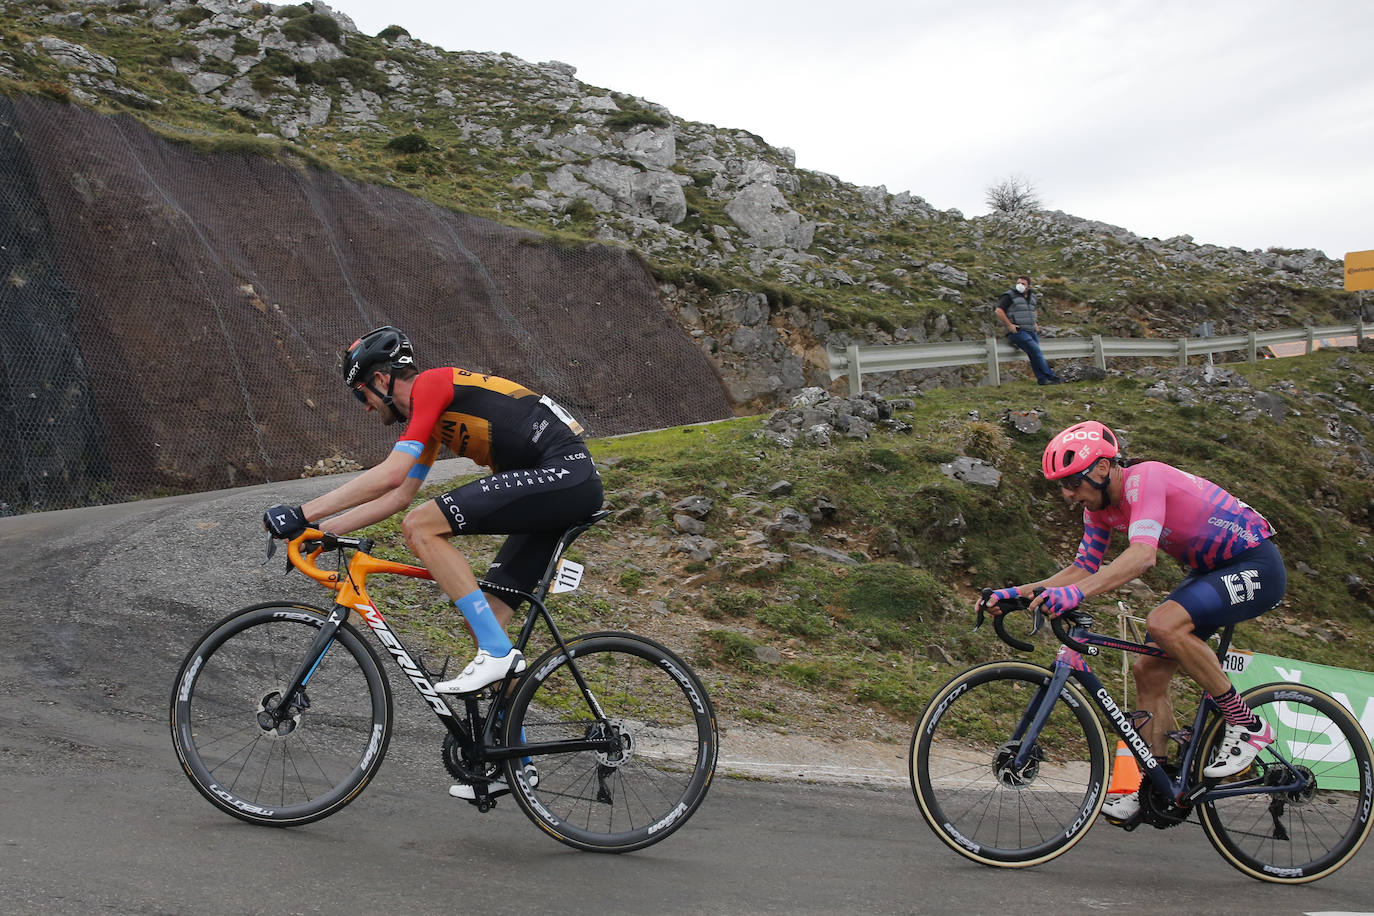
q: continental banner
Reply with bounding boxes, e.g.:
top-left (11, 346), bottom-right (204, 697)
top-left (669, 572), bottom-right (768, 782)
top-left (1226, 649), bottom-right (1374, 790)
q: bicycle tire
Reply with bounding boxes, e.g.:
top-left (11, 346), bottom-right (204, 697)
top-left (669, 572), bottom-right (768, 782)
top-left (911, 660), bottom-right (1110, 867)
top-left (1195, 682), bottom-right (1374, 883)
top-left (502, 632), bottom-right (718, 852)
top-left (170, 602), bottom-right (393, 827)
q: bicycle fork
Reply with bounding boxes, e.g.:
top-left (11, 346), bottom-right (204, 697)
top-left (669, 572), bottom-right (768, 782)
top-left (261, 604), bottom-right (350, 733)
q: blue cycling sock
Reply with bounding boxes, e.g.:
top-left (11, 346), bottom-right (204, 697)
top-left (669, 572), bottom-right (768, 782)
top-left (521, 727), bottom-right (531, 768)
top-left (454, 589), bottom-right (513, 656)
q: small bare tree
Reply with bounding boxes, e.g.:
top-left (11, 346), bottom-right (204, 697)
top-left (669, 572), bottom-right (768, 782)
top-left (985, 174), bottom-right (1042, 213)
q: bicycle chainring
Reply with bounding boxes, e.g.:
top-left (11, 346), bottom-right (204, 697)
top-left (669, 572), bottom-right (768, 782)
top-left (1140, 781), bottom-right (1191, 829)
top-left (441, 731), bottom-right (497, 782)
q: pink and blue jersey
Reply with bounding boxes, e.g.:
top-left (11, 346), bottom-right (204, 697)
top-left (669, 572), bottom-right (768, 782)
top-left (1073, 462), bottom-right (1274, 574)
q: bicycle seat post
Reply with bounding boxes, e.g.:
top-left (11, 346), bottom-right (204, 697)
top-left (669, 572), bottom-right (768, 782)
top-left (529, 510), bottom-right (610, 603)
top-left (1213, 624), bottom-right (1237, 660)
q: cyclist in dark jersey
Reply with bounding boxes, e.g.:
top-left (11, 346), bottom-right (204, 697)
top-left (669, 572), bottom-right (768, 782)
top-left (263, 326), bottom-right (603, 715)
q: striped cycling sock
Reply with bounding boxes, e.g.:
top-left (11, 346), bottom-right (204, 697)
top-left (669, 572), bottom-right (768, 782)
top-left (1214, 686), bottom-right (1262, 731)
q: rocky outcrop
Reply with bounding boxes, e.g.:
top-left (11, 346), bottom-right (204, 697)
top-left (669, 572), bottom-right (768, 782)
top-left (0, 93), bottom-right (733, 511)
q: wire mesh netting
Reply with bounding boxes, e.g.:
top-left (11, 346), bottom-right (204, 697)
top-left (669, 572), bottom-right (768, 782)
top-left (0, 94), bottom-right (733, 514)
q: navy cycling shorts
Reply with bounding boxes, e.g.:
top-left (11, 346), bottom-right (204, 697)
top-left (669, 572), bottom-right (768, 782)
top-left (433, 449), bottom-right (604, 595)
top-left (1166, 538), bottom-right (1287, 640)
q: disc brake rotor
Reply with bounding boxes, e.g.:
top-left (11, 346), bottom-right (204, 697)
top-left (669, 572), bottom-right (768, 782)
top-left (255, 689), bottom-right (305, 738)
top-left (992, 740), bottom-right (1042, 787)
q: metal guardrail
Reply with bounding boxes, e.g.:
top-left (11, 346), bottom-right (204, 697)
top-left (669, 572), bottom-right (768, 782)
top-left (828, 322), bottom-right (1372, 393)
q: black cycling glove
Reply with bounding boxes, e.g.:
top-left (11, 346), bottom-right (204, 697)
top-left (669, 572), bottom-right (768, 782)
top-left (263, 503), bottom-right (308, 539)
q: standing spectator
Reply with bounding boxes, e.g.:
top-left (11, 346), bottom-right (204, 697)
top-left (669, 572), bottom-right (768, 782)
top-left (996, 274), bottom-right (1062, 385)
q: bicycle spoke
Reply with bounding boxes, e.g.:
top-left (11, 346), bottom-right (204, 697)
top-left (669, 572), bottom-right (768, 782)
top-left (911, 662), bottom-right (1108, 867)
top-left (1199, 686), bottom-right (1374, 883)
top-left (504, 634), bottom-right (717, 852)
top-left (172, 605), bottom-right (392, 826)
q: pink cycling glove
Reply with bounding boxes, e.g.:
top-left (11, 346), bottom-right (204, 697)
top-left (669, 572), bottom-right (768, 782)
top-left (986, 587), bottom-right (1021, 607)
top-left (1040, 585), bottom-right (1084, 617)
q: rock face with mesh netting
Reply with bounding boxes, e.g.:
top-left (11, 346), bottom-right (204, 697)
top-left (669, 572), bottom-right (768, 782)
top-left (0, 96), bottom-right (733, 511)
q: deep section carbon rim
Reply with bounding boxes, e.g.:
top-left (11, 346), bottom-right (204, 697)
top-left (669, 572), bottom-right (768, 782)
top-left (505, 633), bottom-right (718, 852)
top-left (1197, 684), bottom-right (1374, 883)
top-left (170, 604), bottom-right (392, 826)
top-left (911, 662), bottom-right (1109, 866)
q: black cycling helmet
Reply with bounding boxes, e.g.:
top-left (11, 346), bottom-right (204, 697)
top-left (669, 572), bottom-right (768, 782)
top-left (342, 326), bottom-right (415, 414)
top-left (342, 326), bottom-right (414, 388)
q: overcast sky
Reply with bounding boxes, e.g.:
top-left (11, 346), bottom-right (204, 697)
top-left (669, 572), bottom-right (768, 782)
top-left (333, 0), bottom-right (1371, 261)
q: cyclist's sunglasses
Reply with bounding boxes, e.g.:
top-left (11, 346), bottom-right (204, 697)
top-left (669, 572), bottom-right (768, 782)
top-left (351, 386), bottom-right (368, 404)
top-left (1058, 472), bottom-right (1088, 489)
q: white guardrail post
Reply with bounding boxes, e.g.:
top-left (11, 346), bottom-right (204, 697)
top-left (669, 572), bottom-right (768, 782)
top-left (847, 344), bottom-right (862, 394)
top-left (985, 337), bottom-right (1000, 386)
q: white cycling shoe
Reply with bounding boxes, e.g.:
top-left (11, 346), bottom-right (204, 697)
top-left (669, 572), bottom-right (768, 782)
top-left (1203, 720), bottom-right (1275, 778)
top-left (1101, 791), bottom-right (1140, 822)
top-left (433, 648), bottom-right (526, 694)
top-left (449, 764), bottom-right (539, 800)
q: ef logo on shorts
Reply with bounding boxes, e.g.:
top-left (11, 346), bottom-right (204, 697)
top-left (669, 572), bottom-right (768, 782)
top-left (1221, 569), bottom-right (1261, 605)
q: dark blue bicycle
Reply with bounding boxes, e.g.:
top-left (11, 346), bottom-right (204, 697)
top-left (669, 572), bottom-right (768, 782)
top-left (909, 592), bottom-right (1373, 883)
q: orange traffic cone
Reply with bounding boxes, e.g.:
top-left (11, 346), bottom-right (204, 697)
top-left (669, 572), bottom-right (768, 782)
top-left (1108, 740), bottom-right (1142, 794)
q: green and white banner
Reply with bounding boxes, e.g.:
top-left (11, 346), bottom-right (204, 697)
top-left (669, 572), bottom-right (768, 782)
top-left (1225, 649), bottom-right (1374, 790)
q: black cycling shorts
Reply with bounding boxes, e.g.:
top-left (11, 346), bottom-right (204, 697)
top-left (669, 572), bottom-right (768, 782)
top-left (433, 449), bottom-right (603, 595)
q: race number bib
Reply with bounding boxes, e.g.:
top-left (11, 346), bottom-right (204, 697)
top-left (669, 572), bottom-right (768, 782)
top-left (540, 395), bottom-right (585, 436)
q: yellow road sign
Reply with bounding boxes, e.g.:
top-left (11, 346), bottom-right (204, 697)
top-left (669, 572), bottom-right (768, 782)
top-left (1346, 249), bottom-right (1374, 291)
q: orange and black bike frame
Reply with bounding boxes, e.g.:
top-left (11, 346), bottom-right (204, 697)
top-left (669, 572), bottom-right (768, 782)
top-left (271, 523), bottom-right (618, 765)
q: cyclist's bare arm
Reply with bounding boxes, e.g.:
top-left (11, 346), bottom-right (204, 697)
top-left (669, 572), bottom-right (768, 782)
top-left (302, 449), bottom-right (425, 534)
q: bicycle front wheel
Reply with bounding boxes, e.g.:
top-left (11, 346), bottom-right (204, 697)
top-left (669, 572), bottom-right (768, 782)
top-left (170, 603), bottom-right (393, 826)
top-left (1196, 682), bottom-right (1374, 883)
top-left (503, 632), bottom-right (718, 852)
top-left (911, 660), bottom-right (1109, 867)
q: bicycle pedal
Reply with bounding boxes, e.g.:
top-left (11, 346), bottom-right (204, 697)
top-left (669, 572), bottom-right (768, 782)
top-left (1103, 811), bottom-right (1143, 832)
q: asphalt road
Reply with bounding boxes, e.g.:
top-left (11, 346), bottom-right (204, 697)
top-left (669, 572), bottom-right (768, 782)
top-left (2, 472), bottom-right (1372, 915)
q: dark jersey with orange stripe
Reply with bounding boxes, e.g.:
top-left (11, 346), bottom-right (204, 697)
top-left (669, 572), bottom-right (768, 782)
top-left (400, 367), bottom-right (586, 474)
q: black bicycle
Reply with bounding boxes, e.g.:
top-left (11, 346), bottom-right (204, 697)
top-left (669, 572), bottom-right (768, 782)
top-left (910, 591), bottom-right (1373, 883)
top-left (171, 511), bottom-right (718, 852)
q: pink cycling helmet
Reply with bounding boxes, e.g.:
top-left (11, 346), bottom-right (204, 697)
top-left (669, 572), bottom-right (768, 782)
top-left (1042, 421), bottom-right (1120, 480)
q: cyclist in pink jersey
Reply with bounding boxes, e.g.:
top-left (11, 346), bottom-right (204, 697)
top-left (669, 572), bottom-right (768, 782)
top-left (980, 420), bottom-right (1287, 825)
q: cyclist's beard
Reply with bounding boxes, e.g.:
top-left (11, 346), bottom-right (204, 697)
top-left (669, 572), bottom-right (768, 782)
top-left (380, 400), bottom-right (407, 426)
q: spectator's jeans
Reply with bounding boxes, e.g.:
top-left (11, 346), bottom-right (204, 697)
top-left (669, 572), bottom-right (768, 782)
top-left (1006, 329), bottom-right (1060, 383)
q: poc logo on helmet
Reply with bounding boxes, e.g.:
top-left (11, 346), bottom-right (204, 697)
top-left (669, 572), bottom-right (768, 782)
top-left (1060, 429), bottom-right (1104, 444)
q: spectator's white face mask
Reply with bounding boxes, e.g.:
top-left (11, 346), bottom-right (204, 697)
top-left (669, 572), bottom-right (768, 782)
top-left (1015, 282), bottom-right (1027, 294)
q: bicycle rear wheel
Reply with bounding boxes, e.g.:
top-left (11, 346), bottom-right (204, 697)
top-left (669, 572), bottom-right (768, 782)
top-left (503, 632), bottom-right (718, 852)
top-left (911, 661), bottom-right (1109, 867)
top-left (1196, 683), bottom-right (1374, 883)
top-left (170, 603), bottom-right (393, 826)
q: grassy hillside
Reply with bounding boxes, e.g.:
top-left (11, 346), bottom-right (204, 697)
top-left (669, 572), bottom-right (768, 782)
top-left (355, 349), bottom-right (1374, 740)
top-left (0, 0), bottom-right (1358, 347)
